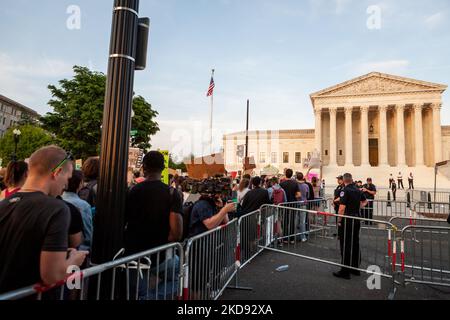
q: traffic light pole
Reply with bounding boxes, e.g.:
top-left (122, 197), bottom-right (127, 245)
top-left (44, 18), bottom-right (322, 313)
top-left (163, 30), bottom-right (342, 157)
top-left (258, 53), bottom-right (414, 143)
top-left (92, 0), bottom-right (140, 264)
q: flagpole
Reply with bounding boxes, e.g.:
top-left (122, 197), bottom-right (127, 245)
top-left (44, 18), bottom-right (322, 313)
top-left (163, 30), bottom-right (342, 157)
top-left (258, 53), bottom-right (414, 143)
top-left (209, 69), bottom-right (215, 155)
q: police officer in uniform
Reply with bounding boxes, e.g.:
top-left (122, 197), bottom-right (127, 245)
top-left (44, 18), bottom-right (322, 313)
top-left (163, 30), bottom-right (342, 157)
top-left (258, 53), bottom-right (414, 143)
top-left (361, 178), bottom-right (377, 225)
top-left (333, 173), bottom-right (368, 279)
top-left (333, 176), bottom-right (344, 234)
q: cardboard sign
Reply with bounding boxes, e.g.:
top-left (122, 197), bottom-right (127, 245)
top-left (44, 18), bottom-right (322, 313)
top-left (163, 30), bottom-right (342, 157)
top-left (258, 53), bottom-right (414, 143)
top-left (75, 159), bottom-right (83, 170)
top-left (161, 150), bottom-right (170, 185)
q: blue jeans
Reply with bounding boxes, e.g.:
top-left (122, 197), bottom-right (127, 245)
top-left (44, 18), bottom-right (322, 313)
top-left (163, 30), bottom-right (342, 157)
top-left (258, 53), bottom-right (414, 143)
top-left (295, 205), bottom-right (308, 241)
top-left (130, 255), bottom-right (180, 300)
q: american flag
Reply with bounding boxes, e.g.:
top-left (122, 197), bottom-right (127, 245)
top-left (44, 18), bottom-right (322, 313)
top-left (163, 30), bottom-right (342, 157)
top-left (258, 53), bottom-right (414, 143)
top-left (206, 72), bottom-right (215, 97)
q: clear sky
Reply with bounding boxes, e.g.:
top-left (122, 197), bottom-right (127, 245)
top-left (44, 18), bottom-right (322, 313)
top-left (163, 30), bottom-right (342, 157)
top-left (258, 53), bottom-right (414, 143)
top-left (1, 0), bottom-right (449, 159)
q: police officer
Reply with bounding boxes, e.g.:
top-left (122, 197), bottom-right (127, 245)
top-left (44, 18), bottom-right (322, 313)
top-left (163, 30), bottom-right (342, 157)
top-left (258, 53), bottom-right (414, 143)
top-left (361, 178), bottom-right (377, 225)
top-left (333, 175), bottom-right (344, 214)
top-left (333, 176), bottom-right (345, 233)
top-left (333, 173), bottom-right (368, 279)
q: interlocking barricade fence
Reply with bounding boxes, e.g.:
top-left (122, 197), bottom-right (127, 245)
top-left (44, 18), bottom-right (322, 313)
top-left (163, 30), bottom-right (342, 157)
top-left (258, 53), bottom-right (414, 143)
top-left (369, 200), bottom-right (411, 220)
top-left (389, 216), bottom-right (450, 231)
top-left (183, 219), bottom-right (238, 300)
top-left (397, 225), bottom-right (450, 288)
top-left (0, 243), bottom-right (184, 301)
top-left (238, 210), bottom-right (265, 269)
top-left (413, 202), bottom-right (450, 221)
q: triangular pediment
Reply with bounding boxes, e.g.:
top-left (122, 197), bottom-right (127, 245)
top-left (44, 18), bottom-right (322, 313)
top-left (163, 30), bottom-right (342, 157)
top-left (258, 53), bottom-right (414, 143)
top-left (311, 72), bottom-right (447, 98)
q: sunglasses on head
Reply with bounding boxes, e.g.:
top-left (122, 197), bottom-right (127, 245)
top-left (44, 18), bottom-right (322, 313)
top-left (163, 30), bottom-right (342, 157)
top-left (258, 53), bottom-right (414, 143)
top-left (51, 152), bottom-right (74, 173)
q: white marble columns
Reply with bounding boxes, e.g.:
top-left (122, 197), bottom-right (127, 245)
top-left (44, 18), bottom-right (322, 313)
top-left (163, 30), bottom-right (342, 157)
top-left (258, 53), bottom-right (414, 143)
top-left (360, 106), bottom-right (370, 166)
top-left (329, 107), bottom-right (337, 166)
top-left (315, 109), bottom-right (322, 155)
top-left (317, 102), bottom-right (441, 168)
top-left (345, 108), bottom-right (353, 166)
top-left (378, 105), bottom-right (389, 166)
top-left (414, 104), bottom-right (424, 166)
top-left (433, 103), bottom-right (443, 163)
top-left (396, 105), bottom-right (406, 166)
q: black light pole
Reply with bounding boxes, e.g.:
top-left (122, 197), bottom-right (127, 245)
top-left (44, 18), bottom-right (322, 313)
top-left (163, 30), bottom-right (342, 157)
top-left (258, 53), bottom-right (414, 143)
top-left (92, 0), bottom-right (149, 265)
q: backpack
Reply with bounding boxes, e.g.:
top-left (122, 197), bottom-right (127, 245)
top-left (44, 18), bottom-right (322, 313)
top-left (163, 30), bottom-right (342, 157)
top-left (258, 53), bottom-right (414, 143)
top-left (272, 188), bottom-right (285, 205)
top-left (182, 202), bottom-right (195, 241)
top-left (78, 180), bottom-right (97, 207)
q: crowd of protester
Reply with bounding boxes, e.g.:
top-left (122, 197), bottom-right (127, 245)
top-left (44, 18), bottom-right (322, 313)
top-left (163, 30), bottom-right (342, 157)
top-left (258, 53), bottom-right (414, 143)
top-left (1, 146), bottom-right (447, 299)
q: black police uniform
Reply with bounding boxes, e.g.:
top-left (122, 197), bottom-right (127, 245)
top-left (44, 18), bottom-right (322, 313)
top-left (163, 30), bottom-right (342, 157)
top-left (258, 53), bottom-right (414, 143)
top-left (337, 183), bottom-right (366, 276)
top-left (333, 184), bottom-right (344, 214)
top-left (362, 183), bottom-right (376, 223)
top-left (333, 184), bottom-right (344, 227)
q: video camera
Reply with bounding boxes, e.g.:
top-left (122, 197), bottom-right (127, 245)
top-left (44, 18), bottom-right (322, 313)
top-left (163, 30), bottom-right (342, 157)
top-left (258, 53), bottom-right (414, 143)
top-left (183, 177), bottom-right (232, 200)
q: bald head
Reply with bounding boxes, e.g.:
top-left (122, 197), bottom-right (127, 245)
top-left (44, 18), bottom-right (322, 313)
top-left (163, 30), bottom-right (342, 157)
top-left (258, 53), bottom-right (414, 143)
top-left (28, 145), bottom-right (72, 176)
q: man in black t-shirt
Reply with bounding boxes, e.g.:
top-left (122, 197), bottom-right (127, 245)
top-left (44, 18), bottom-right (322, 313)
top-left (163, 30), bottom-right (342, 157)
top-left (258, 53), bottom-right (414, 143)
top-left (280, 170), bottom-right (301, 242)
top-left (361, 178), bottom-right (377, 224)
top-left (124, 151), bottom-right (183, 300)
top-left (124, 151), bottom-right (183, 254)
top-left (0, 146), bottom-right (88, 294)
top-left (241, 176), bottom-right (271, 215)
top-left (333, 173), bottom-right (368, 280)
top-left (280, 169), bottom-right (300, 203)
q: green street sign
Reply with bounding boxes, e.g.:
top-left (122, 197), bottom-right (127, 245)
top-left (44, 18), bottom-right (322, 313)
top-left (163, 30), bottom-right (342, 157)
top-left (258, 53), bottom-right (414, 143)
top-left (130, 130), bottom-right (138, 137)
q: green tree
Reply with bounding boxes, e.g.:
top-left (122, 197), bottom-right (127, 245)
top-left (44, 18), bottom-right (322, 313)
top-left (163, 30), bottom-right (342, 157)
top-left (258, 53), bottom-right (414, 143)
top-left (169, 153), bottom-right (187, 172)
top-left (41, 66), bottom-right (159, 159)
top-left (131, 96), bottom-right (159, 151)
top-left (0, 125), bottom-right (54, 163)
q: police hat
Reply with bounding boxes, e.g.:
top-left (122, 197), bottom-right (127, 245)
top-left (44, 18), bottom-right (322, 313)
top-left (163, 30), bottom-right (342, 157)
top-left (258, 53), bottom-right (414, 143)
top-left (336, 175), bottom-right (344, 180)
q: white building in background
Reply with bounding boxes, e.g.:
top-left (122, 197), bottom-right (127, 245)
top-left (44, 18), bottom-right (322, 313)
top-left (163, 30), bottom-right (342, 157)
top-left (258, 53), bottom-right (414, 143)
top-left (223, 72), bottom-right (450, 189)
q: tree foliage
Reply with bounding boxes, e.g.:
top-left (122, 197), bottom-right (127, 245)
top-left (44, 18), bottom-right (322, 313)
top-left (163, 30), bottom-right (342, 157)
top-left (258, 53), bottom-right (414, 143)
top-left (0, 125), bottom-right (54, 163)
top-left (41, 66), bottom-right (160, 159)
top-left (169, 153), bottom-right (187, 172)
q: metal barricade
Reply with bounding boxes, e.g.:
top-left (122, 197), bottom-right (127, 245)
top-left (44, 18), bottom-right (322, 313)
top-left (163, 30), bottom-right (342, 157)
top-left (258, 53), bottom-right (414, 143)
top-left (183, 219), bottom-right (238, 300)
top-left (398, 225), bottom-right (450, 288)
top-left (0, 243), bottom-right (184, 301)
top-left (413, 202), bottom-right (450, 220)
top-left (258, 205), bottom-right (397, 281)
top-left (389, 216), bottom-right (450, 230)
top-left (237, 210), bottom-right (265, 269)
top-left (370, 200), bottom-right (411, 220)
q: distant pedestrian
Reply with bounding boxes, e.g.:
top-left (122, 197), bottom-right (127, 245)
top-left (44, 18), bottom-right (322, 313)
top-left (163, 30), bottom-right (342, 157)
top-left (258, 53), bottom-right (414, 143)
top-left (361, 178), bottom-right (377, 224)
top-left (397, 172), bottom-right (404, 190)
top-left (391, 180), bottom-right (397, 201)
top-left (408, 173), bottom-right (414, 190)
top-left (389, 174), bottom-right (394, 189)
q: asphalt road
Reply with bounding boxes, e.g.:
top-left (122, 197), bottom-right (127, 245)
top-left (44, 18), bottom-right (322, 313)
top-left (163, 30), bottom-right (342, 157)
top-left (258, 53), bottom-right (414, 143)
top-left (220, 250), bottom-right (450, 300)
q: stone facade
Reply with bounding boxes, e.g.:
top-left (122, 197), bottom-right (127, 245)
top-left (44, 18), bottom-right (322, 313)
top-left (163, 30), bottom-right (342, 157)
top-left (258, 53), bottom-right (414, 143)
top-left (223, 72), bottom-right (450, 188)
top-left (223, 130), bottom-right (315, 175)
top-left (0, 94), bottom-right (40, 137)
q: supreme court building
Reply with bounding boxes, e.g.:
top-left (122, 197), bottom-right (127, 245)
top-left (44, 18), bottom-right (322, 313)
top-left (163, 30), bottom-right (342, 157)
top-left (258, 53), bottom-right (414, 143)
top-left (223, 72), bottom-right (450, 188)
